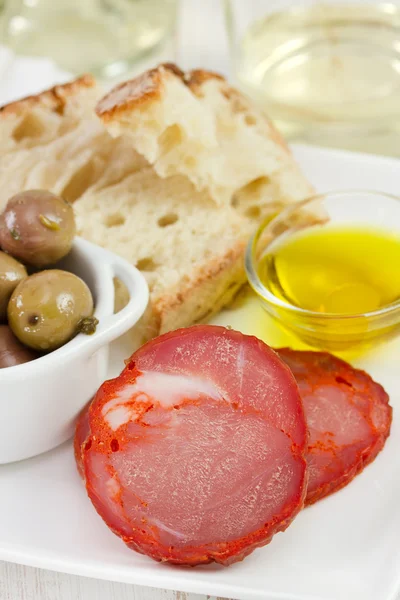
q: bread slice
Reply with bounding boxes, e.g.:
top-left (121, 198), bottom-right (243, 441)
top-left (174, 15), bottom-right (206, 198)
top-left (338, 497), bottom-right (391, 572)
top-left (0, 75), bottom-right (147, 208)
top-left (74, 167), bottom-right (251, 348)
top-left (0, 75), bottom-right (98, 156)
top-left (96, 64), bottom-right (313, 208)
top-left (0, 66), bottom-right (314, 350)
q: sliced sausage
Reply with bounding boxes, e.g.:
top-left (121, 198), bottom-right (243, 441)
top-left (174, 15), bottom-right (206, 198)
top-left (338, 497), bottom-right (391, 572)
top-left (276, 348), bottom-right (392, 505)
top-left (75, 325), bottom-right (308, 566)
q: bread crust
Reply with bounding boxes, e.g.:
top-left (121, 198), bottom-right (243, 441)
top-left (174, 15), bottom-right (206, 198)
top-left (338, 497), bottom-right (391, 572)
top-left (96, 63), bottom-right (226, 121)
top-left (155, 239), bottom-right (246, 333)
top-left (114, 241), bottom-right (246, 350)
top-left (184, 68), bottom-right (225, 91)
top-left (96, 64), bottom-right (181, 120)
top-left (0, 74), bottom-right (96, 116)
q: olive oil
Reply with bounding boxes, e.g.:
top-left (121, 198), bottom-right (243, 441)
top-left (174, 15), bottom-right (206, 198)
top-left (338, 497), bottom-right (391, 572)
top-left (260, 225), bottom-right (400, 315)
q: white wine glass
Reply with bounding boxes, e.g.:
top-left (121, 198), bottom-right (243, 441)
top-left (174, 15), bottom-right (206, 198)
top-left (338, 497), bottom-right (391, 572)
top-left (0, 0), bottom-right (179, 79)
top-left (224, 0), bottom-right (400, 154)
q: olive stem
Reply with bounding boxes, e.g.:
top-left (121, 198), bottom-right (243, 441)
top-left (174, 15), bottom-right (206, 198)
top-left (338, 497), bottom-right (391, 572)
top-left (77, 316), bottom-right (99, 336)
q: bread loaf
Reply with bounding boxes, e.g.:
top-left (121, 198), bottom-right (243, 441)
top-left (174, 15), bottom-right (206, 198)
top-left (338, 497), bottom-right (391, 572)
top-left (0, 65), bottom-right (314, 349)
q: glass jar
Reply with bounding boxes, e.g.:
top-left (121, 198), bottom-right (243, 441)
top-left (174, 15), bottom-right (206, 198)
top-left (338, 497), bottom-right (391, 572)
top-left (0, 0), bottom-right (179, 79)
top-left (224, 0), bottom-right (400, 156)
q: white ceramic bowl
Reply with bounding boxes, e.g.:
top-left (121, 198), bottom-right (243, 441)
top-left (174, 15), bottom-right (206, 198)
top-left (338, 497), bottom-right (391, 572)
top-left (0, 238), bottom-right (149, 464)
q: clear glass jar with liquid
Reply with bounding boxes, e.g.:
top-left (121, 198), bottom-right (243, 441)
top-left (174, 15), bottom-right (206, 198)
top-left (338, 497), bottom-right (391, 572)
top-left (0, 0), bottom-right (178, 79)
top-left (224, 0), bottom-right (400, 156)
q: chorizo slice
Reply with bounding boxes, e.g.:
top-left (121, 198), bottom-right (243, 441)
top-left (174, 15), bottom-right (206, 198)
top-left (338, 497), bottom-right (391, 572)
top-left (276, 348), bottom-right (392, 505)
top-left (75, 325), bottom-right (308, 566)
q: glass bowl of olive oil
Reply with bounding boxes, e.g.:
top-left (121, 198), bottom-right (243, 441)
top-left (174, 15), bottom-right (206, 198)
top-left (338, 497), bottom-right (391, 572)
top-left (245, 190), bottom-right (400, 350)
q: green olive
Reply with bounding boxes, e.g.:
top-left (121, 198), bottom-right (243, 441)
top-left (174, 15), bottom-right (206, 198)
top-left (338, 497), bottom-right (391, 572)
top-left (8, 270), bottom-right (96, 352)
top-left (0, 251), bottom-right (27, 321)
top-left (0, 190), bottom-right (76, 268)
top-left (0, 325), bottom-right (38, 368)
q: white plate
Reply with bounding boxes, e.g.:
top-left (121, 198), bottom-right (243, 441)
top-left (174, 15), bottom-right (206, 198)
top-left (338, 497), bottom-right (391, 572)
top-left (1, 144), bottom-right (400, 600)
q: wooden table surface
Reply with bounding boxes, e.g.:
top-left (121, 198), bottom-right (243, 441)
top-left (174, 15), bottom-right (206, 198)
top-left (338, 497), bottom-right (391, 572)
top-left (0, 561), bottom-right (230, 600)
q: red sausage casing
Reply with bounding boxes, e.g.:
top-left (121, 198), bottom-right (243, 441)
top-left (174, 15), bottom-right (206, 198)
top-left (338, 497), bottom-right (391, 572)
top-left (276, 348), bottom-right (392, 505)
top-left (75, 326), bottom-right (308, 566)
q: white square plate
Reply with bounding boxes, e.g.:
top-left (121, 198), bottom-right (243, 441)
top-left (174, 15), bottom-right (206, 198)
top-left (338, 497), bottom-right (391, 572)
top-left (1, 144), bottom-right (400, 600)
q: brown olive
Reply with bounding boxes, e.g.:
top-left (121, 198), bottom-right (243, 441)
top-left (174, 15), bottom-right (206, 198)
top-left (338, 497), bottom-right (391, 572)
top-left (0, 325), bottom-right (38, 368)
top-left (8, 270), bottom-right (95, 352)
top-left (0, 251), bottom-right (27, 321)
top-left (0, 190), bottom-right (76, 268)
